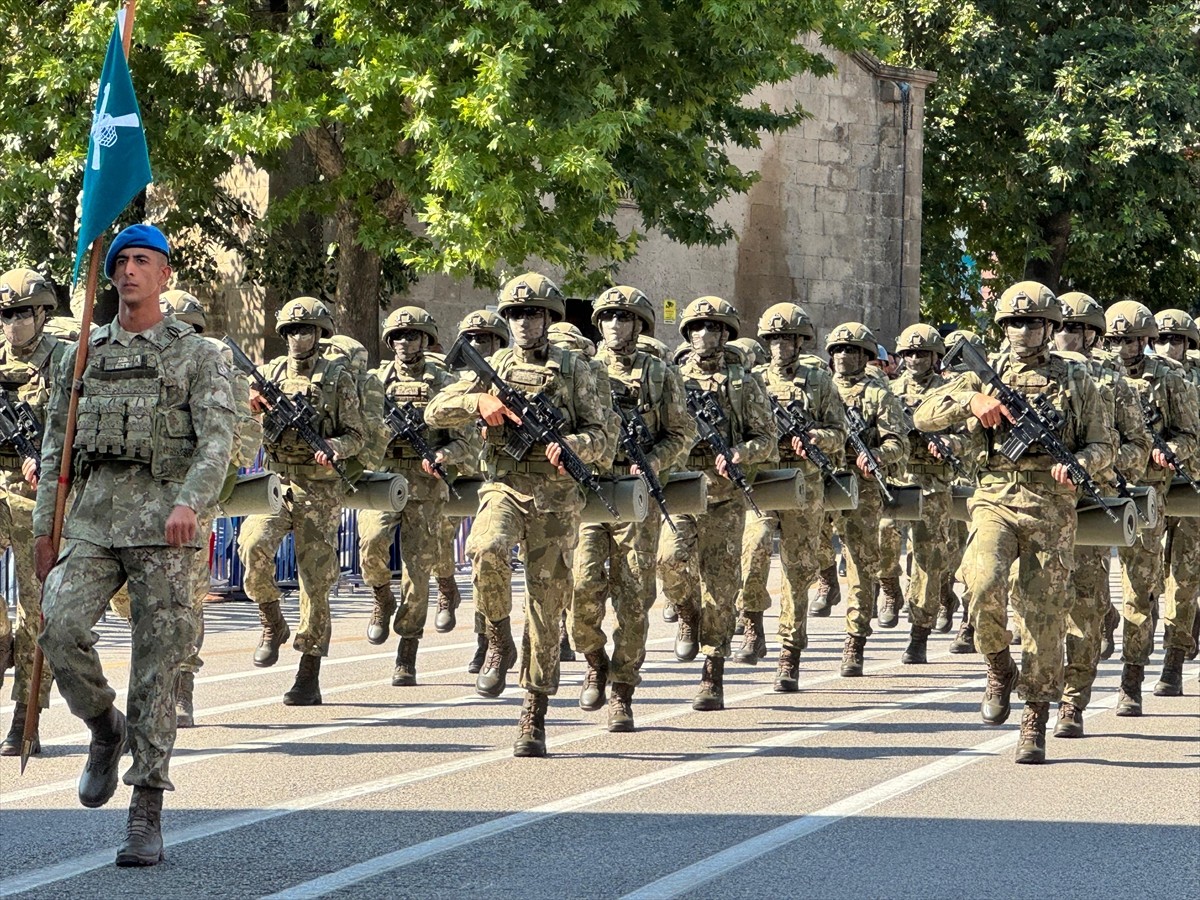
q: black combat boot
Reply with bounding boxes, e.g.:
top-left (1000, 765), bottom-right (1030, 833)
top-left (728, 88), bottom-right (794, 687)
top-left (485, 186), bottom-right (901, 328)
top-left (935, 581), bottom-right (958, 633)
top-left (175, 671), bottom-right (195, 729)
top-left (115, 786), bottom-right (165, 867)
top-left (877, 577), bottom-right (902, 629)
top-left (734, 611), bottom-right (768, 664)
top-left (1099, 603), bottom-right (1120, 660)
top-left (692, 655), bottom-right (725, 711)
top-left (950, 620), bottom-right (976, 654)
top-left (662, 602), bottom-right (678, 623)
top-left (0, 702), bottom-right (38, 756)
top-left (559, 612), bottom-right (577, 663)
top-left (674, 603), bottom-right (700, 661)
top-left (392, 637), bottom-right (419, 687)
top-left (840, 634), bottom-right (866, 677)
top-left (1015, 702), bottom-right (1049, 765)
top-left (283, 654), bottom-right (322, 706)
top-left (1154, 648), bottom-right (1184, 697)
top-left (607, 683), bottom-right (635, 733)
top-left (1053, 701), bottom-right (1084, 738)
top-left (434, 577), bottom-right (461, 633)
top-left (981, 648), bottom-right (1019, 725)
top-left (774, 646), bottom-right (800, 693)
top-left (467, 632), bottom-right (488, 674)
top-left (253, 600), bottom-right (291, 667)
top-left (579, 650), bottom-right (609, 711)
top-left (1115, 663), bottom-right (1144, 716)
top-left (902, 625), bottom-right (931, 665)
top-left (733, 613), bottom-right (745, 636)
top-left (810, 565), bottom-right (840, 617)
top-left (366, 584), bottom-right (396, 645)
top-left (79, 706), bottom-right (127, 808)
top-left (476, 618), bottom-right (517, 698)
top-left (513, 691), bottom-right (549, 757)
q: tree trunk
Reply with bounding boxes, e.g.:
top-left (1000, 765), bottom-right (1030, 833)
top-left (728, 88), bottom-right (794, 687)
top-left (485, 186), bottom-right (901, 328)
top-left (1023, 209), bottom-right (1072, 292)
top-left (334, 207), bottom-right (383, 366)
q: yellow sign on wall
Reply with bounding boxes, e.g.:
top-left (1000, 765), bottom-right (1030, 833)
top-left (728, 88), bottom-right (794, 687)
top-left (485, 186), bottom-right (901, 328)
top-left (663, 298), bottom-right (677, 324)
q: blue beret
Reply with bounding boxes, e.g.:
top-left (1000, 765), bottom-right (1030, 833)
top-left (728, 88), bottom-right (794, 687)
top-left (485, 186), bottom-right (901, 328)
top-left (104, 224), bottom-right (171, 278)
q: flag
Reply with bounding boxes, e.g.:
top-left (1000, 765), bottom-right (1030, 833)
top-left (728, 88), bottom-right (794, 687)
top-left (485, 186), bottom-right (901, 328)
top-left (71, 21), bottom-right (152, 285)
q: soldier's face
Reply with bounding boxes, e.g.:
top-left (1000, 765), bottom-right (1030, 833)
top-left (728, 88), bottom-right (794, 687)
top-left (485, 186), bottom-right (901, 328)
top-left (284, 325), bottom-right (319, 358)
top-left (598, 309), bottom-right (639, 349)
top-left (765, 334), bottom-right (798, 367)
top-left (112, 249), bottom-right (171, 306)
top-left (900, 349), bottom-right (934, 376)
top-left (1108, 334), bottom-right (1145, 364)
top-left (687, 321), bottom-right (726, 354)
top-left (391, 329), bottom-right (427, 363)
top-left (1004, 318), bottom-right (1049, 357)
top-left (1055, 324), bottom-right (1086, 353)
top-left (506, 307), bottom-right (548, 348)
top-left (464, 331), bottom-right (502, 357)
top-left (1, 306), bottom-right (43, 349)
top-left (1154, 335), bottom-right (1187, 362)
top-left (831, 346), bottom-right (866, 375)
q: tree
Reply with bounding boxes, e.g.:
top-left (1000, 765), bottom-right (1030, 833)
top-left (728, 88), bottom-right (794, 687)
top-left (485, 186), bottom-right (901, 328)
top-left (1, 0), bottom-right (874, 358)
top-left (854, 1), bottom-right (1200, 326)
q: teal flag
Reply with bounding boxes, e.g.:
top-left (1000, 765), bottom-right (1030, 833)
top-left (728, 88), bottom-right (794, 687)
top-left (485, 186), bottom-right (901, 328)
top-left (72, 22), bottom-right (152, 285)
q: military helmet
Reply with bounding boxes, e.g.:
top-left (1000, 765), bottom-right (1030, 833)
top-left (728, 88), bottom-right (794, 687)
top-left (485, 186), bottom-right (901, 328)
top-left (678, 296), bottom-right (739, 339)
top-left (944, 329), bottom-right (983, 351)
top-left (757, 302), bottom-right (814, 339)
top-left (382, 305), bottom-right (437, 344)
top-left (548, 321), bottom-right (596, 357)
top-left (994, 281), bottom-right (1061, 326)
top-left (825, 321), bottom-right (878, 355)
top-left (895, 323), bottom-right (946, 357)
top-left (0, 268), bottom-right (57, 312)
top-left (1154, 308), bottom-right (1200, 348)
top-left (457, 309), bottom-right (509, 346)
top-left (592, 285), bottom-right (655, 330)
top-left (636, 334), bottom-right (669, 360)
top-left (729, 337), bottom-right (767, 367)
top-left (275, 296), bottom-right (334, 338)
top-left (1105, 300), bottom-right (1158, 339)
top-left (323, 334), bottom-right (369, 373)
top-left (496, 272), bottom-right (566, 322)
top-left (1057, 291), bottom-right (1106, 333)
top-left (160, 289), bottom-right (206, 333)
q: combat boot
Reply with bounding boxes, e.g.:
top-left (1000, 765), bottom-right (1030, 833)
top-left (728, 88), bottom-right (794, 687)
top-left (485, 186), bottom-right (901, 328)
top-left (392, 637), bottom-right (419, 687)
top-left (810, 565), bottom-right (840, 617)
top-left (1115, 663), bottom-right (1144, 716)
top-left (608, 682), bottom-right (635, 732)
top-left (434, 577), bottom-right (461, 633)
top-left (692, 655), bottom-right (725, 711)
top-left (1099, 603), bottom-right (1120, 660)
top-left (282, 654), bottom-right (322, 706)
top-left (902, 625), bottom-right (931, 665)
top-left (877, 577), bottom-right (902, 629)
top-left (476, 618), bottom-right (517, 698)
top-left (1015, 702), bottom-right (1049, 765)
top-left (0, 702), bottom-right (38, 757)
top-left (175, 671), bottom-right (195, 729)
top-left (559, 612), bottom-right (576, 663)
top-left (1153, 648), bottom-right (1184, 697)
top-left (79, 706), bottom-right (127, 808)
top-left (950, 620), bottom-right (976, 654)
top-left (981, 648), bottom-right (1019, 725)
top-left (774, 646), bottom-right (800, 693)
top-left (935, 583), bottom-right (958, 634)
top-left (733, 614), bottom-right (745, 636)
top-left (734, 611), bottom-right (768, 665)
top-left (1053, 701), bottom-right (1084, 738)
top-left (115, 786), bottom-right (165, 867)
top-left (513, 690), bottom-right (549, 757)
top-left (662, 602), bottom-right (678, 623)
top-left (674, 603), bottom-right (700, 662)
top-left (467, 632), bottom-right (488, 674)
top-left (366, 584), bottom-right (396, 645)
top-left (579, 650), bottom-right (609, 711)
top-left (840, 634), bottom-right (866, 677)
top-left (253, 600), bottom-right (291, 667)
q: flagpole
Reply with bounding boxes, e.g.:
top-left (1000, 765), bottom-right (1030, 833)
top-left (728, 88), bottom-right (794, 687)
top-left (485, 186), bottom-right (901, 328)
top-left (21, 0), bottom-right (140, 773)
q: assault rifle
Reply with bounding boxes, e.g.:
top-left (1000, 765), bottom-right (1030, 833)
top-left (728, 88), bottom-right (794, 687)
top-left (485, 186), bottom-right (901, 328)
top-left (843, 405), bottom-right (896, 504)
top-left (903, 403), bottom-right (969, 479)
top-left (1141, 400), bottom-right (1200, 494)
top-left (770, 396), bottom-right (853, 499)
top-left (1113, 469), bottom-right (1151, 526)
top-left (383, 398), bottom-right (461, 499)
top-left (223, 337), bottom-right (358, 492)
top-left (942, 338), bottom-right (1117, 521)
top-left (0, 390), bottom-right (41, 478)
top-left (612, 391), bottom-right (675, 531)
top-left (444, 335), bottom-right (618, 516)
top-left (685, 387), bottom-right (762, 517)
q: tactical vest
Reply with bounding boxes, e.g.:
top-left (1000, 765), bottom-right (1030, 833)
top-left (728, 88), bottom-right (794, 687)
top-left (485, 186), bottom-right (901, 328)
top-left (836, 376), bottom-right (886, 447)
top-left (682, 358), bottom-right (751, 467)
top-left (378, 359), bottom-right (450, 465)
top-left (985, 353), bottom-right (1082, 468)
top-left (481, 345), bottom-right (579, 474)
top-left (763, 364), bottom-right (815, 465)
top-left (265, 355), bottom-right (347, 466)
top-left (607, 349), bottom-right (668, 456)
top-left (0, 335), bottom-right (65, 471)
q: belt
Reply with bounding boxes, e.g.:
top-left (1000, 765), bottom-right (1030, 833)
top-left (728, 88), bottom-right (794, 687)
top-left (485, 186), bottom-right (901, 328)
top-left (493, 458), bottom-right (561, 476)
top-left (0, 453), bottom-right (23, 471)
top-left (910, 462), bottom-right (951, 477)
top-left (979, 470), bottom-right (1059, 487)
top-left (687, 451), bottom-right (716, 469)
top-left (272, 462), bottom-right (327, 477)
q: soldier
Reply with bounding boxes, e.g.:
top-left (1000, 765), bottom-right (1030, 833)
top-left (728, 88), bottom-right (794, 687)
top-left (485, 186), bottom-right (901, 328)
top-left (34, 224), bottom-right (235, 864)
top-left (237, 297), bottom-right (365, 705)
top-left (737, 303), bottom-right (845, 689)
top-left (359, 307), bottom-right (472, 685)
top-left (825, 322), bottom-right (908, 676)
top-left (0, 267), bottom-right (68, 754)
top-left (424, 273), bottom-right (612, 757)
top-left (569, 286), bottom-right (691, 730)
top-left (914, 282), bottom-right (1112, 764)
top-left (658, 297), bottom-right (775, 710)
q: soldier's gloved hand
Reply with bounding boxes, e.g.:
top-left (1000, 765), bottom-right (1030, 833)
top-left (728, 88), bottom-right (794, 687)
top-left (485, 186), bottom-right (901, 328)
top-left (165, 504), bottom-right (199, 546)
top-left (34, 536), bottom-right (56, 582)
top-left (715, 448), bottom-right (742, 479)
top-left (421, 451), bottom-right (446, 477)
top-left (478, 394), bottom-right (521, 427)
top-left (21, 456), bottom-right (38, 488)
top-left (1050, 463), bottom-right (1076, 487)
top-left (314, 449), bottom-right (338, 468)
top-left (790, 436), bottom-right (808, 459)
top-left (855, 451), bottom-right (874, 479)
top-left (969, 392), bottom-right (1014, 429)
top-left (545, 441), bottom-right (568, 476)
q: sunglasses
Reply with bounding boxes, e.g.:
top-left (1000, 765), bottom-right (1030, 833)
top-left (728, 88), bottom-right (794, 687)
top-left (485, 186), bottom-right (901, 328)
top-left (598, 310), bottom-right (636, 323)
top-left (1004, 317), bottom-right (1047, 329)
top-left (0, 307), bottom-right (36, 322)
top-left (506, 307), bottom-right (544, 321)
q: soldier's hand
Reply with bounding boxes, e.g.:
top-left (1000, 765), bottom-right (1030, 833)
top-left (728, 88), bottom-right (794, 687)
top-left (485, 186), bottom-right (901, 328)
top-left (927, 440), bottom-right (944, 460)
top-left (855, 451), bottom-right (874, 479)
top-left (165, 504), bottom-right (199, 546)
top-left (969, 392), bottom-right (1014, 429)
top-left (34, 536), bottom-right (56, 582)
top-left (1050, 463), bottom-right (1076, 487)
top-left (545, 441), bottom-right (568, 476)
top-left (21, 457), bottom-right (38, 488)
top-left (314, 449), bottom-right (338, 468)
top-left (1151, 448), bottom-right (1171, 470)
top-left (715, 448), bottom-right (742, 479)
top-left (249, 388), bottom-right (269, 413)
top-left (478, 394), bottom-right (521, 427)
top-left (421, 451), bottom-right (446, 478)
top-left (630, 458), bottom-right (660, 478)
top-left (790, 436), bottom-right (808, 459)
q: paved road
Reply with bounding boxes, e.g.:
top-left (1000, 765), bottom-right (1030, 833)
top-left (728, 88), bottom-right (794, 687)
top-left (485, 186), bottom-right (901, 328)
top-left (1, 562), bottom-right (1197, 899)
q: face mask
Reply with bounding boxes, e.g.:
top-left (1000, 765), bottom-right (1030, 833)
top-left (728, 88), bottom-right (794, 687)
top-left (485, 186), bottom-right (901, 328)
top-left (2, 311), bottom-right (40, 351)
top-left (1055, 329), bottom-right (1084, 354)
top-left (465, 333), bottom-right (500, 357)
top-left (901, 351), bottom-right (933, 377)
top-left (1005, 324), bottom-right (1047, 358)
top-left (766, 336), bottom-right (797, 367)
top-left (1112, 337), bottom-right (1144, 365)
top-left (600, 315), bottom-right (636, 351)
top-left (286, 327), bottom-right (318, 359)
top-left (831, 348), bottom-right (864, 376)
top-left (1154, 338), bottom-right (1186, 363)
top-left (688, 322), bottom-right (724, 355)
top-left (509, 311), bottom-right (547, 349)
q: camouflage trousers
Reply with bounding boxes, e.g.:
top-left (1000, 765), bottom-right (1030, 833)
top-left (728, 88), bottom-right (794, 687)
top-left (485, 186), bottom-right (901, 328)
top-left (816, 513), bottom-right (836, 571)
top-left (1164, 515), bottom-right (1199, 655)
top-left (659, 490), bottom-right (749, 659)
top-left (238, 477), bottom-right (344, 656)
top-left (0, 485), bottom-right (53, 706)
top-left (905, 489), bottom-right (953, 630)
top-left (1062, 546), bottom-right (1110, 710)
top-left (1117, 483), bottom-right (1167, 666)
top-left (437, 515), bottom-right (485, 635)
top-left (466, 477), bottom-right (583, 696)
top-left (359, 474), bottom-right (447, 639)
top-left (570, 514), bottom-right (661, 686)
top-left (946, 517), bottom-right (969, 594)
top-left (962, 485), bottom-right (1075, 704)
top-left (832, 481), bottom-right (884, 639)
top-left (879, 517), bottom-right (907, 583)
top-left (39, 539), bottom-right (198, 790)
